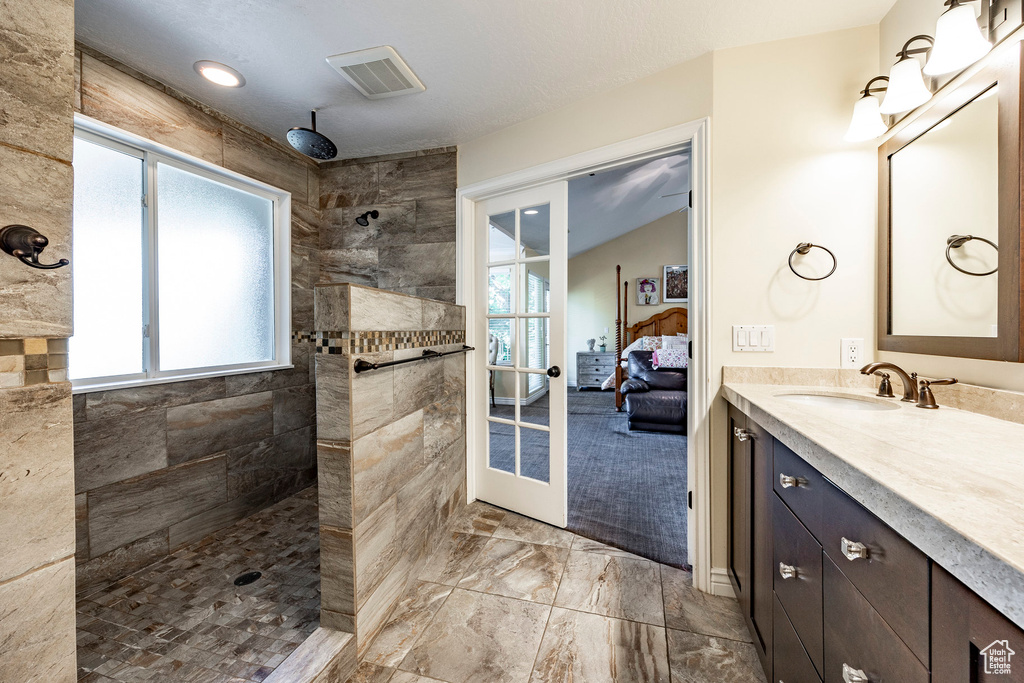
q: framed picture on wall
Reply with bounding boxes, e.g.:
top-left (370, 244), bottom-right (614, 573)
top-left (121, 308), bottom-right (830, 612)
top-left (636, 277), bottom-right (660, 305)
top-left (664, 265), bottom-right (688, 303)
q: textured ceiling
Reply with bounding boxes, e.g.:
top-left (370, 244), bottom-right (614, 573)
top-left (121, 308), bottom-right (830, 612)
top-left (75, 0), bottom-right (896, 160)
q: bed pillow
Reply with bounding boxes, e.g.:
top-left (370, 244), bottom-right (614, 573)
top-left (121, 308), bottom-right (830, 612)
top-left (653, 348), bottom-right (688, 370)
top-left (662, 334), bottom-right (686, 349)
top-left (640, 336), bottom-right (662, 352)
top-left (619, 337), bottom-right (645, 359)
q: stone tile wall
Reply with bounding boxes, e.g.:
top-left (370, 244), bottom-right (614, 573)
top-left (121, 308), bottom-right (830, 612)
top-left (0, 0), bottom-right (78, 680)
top-left (71, 44), bottom-right (322, 595)
top-left (318, 149), bottom-right (458, 302)
top-left (313, 284), bottom-right (467, 656)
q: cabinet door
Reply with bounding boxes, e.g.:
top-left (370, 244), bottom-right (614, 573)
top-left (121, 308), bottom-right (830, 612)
top-left (749, 418), bottom-right (774, 677)
top-left (933, 564), bottom-right (1024, 682)
top-left (728, 404), bottom-right (751, 618)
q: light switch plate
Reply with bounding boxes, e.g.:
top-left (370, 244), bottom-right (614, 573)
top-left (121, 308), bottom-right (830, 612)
top-left (733, 325), bottom-right (775, 352)
top-left (841, 338), bottom-right (864, 369)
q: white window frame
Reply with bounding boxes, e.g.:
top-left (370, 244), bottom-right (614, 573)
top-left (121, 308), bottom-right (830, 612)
top-left (72, 114), bottom-right (292, 393)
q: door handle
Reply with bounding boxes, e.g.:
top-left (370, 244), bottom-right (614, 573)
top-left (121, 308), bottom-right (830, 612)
top-left (547, 366), bottom-right (561, 378)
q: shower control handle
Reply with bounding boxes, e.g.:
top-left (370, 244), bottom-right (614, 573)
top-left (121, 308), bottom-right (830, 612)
top-left (734, 428), bottom-right (754, 442)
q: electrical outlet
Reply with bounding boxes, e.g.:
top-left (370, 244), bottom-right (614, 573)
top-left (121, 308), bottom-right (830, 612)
top-left (841, 338), bottom-right (864, 369)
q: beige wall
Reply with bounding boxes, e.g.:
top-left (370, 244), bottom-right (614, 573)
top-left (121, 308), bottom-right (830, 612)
top-left (709, 26), bottom-right (880, 567)
top-left (458, 26), bottom-right (881, 572)
top-left (880, 0), bottom-right (947, 70)
top-left (458, 53), bottom-right (713, 186)
top-left (567, 211), bottom-right (689, 385)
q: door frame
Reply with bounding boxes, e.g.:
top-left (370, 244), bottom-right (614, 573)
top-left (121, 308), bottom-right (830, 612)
top-left (456, 117), bottom-right (714, 593)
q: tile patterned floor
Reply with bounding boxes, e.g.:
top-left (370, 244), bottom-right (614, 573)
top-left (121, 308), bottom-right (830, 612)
top-left (76, 487), bottom-right (320, 683)
top-left (348, 501), bottom-right (767, 683)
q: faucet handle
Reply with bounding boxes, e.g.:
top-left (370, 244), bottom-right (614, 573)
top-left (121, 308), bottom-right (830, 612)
top-left (916, 377), bottom-right (957, 409)
top-left (872, 371), bottom-right (894, 398)
top-left (920, 377), bottom-right (958, 386)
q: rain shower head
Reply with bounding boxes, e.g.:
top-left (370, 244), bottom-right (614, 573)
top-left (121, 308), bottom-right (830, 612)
top-left (355, 210), bottom-right (379, 227)
top-left (287, 110), bottom-right (337, 160)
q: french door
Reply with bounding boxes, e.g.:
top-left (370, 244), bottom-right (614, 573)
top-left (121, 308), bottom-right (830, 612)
top-left (474, 182), bottom-right (568, 527)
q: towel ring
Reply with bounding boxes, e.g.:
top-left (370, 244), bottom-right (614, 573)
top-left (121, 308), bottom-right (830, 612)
top-left (945, 234), bottom-right (998, 277)
top-left (788, 243), bottom-right (836, 281)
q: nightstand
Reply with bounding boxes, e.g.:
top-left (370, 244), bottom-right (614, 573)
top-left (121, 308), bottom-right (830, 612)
top-left (576, 351), bottom-right (615, 390)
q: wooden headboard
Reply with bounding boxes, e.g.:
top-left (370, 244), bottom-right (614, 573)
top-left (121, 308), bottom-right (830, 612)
top-left (624, 307), bottom-right (689, 344)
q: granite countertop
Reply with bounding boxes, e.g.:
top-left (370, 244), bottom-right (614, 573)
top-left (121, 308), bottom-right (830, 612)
top-left (723, 382), bottom-right (1024, 628)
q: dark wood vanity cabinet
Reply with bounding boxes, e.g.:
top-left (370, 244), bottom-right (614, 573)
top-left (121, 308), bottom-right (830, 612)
top-left (932, 564), bottom-right (1024, 682)
top-left (727, 404), bottom-right (1024, 683)
top-left (727, 405), bottom-right (773, 675)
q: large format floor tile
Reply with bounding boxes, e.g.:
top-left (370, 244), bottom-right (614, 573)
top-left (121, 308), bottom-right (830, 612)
top-left (361, 582), bottom-right (453, 669)
top-left (416, 531), bottom-right (489, 586)
top-left (666, 629), bottom-right (766, 683)
top-left (448, 501), bottom-right (507, 537)
top-left (457, 538), bottom-right (568, 604)
top-left (553, 550), bottom-right (664, 626)
top-left (398, 589), bottom-right (550, 683)
top-left (530, 607), bottom-right (670, 683)
top-left (661, 566), bottom-right (750, 642)
top-left (491, 511), bottom-right (574, 548)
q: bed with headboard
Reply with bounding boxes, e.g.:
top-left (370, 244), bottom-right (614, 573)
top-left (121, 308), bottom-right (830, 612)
top-left (613, 264), bottom-right (689, 411)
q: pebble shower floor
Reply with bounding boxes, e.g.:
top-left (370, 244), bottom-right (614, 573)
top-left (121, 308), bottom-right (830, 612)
top-left (75, 487), bottom-right (320, 683)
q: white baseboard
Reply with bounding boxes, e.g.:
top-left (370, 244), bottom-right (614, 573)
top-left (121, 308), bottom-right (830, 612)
top-left (709, 567), bottom-right (736, 598)
top-left (492, 389), bottom-right (548, 406)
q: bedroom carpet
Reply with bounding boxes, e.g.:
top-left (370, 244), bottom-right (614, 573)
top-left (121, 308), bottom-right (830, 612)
top-left (489, 390), bottom-right (689, 569)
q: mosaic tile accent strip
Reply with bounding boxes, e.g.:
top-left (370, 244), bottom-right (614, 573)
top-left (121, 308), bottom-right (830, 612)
top-left (0, 338), bottom-right (69, 387)
top-left (314, 330), bottom-right (465, 355)
top-left (291, 330), bottom-right (315, 343)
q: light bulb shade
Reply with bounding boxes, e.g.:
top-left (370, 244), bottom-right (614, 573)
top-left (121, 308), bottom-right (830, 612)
top-left (845, 95), bottom-right (889, 141)
top-left (924, 3), bottom-right (991, 76)
top-left (880, 57), bottom-right (933, 114)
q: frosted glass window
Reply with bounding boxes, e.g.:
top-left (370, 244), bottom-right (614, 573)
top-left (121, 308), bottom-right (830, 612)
top-left (69, 123), bottom-right (288, 390)
top-left (157, 163), bottom-right (275, 371)
top-left (70, 137), bottom-right (145, 380)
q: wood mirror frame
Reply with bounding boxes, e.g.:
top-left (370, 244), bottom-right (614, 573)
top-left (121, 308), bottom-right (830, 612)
top-left (878, 42), bottom-right (1024, 361)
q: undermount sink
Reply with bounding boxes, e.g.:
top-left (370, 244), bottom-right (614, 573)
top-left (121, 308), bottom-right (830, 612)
top-left (776, 392), bottom-right (900, 412)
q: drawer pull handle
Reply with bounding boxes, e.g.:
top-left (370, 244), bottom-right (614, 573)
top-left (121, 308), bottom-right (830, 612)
top-left (778, 562), bottom-right (798, 580)
top-left (842, 663), bottom-right (870, 683)
top-left (841, 537), bottom-right (870, 561)
top-left (734, 427), bottom-right (754, 442)
top-left (779, 473), bottom-right (805, 488)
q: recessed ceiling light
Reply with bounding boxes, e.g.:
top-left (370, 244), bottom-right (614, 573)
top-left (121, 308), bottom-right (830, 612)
top-left (194, 61), bottom-right (245, 88)
top-left (524, 210), bottom-right (539, 215)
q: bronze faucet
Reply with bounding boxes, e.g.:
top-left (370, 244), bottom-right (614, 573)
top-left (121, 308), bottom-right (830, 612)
top-left (860, 362), bottom-right (918, 402)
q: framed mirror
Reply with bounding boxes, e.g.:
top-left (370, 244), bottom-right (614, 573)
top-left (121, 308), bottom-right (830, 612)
top-left (878, 42), bottom-right (1023, 361)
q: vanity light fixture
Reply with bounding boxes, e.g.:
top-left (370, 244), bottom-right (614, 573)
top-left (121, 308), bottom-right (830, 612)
top-left (924, 0), bottom-right (992, 76)
top-left (881, 35), bottom-right (935, 114)
top-left (193, 60), bottom-right (246, 88)
top-left (845, 76), bottom-right (890, 142)
top-left (523, 210), bottom-right (539, 215)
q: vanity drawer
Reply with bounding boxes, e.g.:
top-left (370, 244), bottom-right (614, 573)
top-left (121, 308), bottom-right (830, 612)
top-left (820, 479), bottom-right (930, 664)
top-left (823, 557), bottom-right (928, 683)
top-left (774, 439), bottom-right (824, 539)
top-left (774, 594), bottom-right (821, 683)
top-left (773, 494), bottom-right (823, 675)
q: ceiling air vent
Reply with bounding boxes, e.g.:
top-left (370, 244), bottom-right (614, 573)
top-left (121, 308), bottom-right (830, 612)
top-left (326, 46), bottom-right (425, 100)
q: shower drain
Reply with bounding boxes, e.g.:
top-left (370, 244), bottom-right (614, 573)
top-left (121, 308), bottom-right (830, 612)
top-left (233, 571), bottom-right (262, 586)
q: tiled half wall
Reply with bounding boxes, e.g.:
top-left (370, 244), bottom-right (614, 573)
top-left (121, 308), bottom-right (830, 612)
top-left (314, 284), bottom-right (468, 656)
